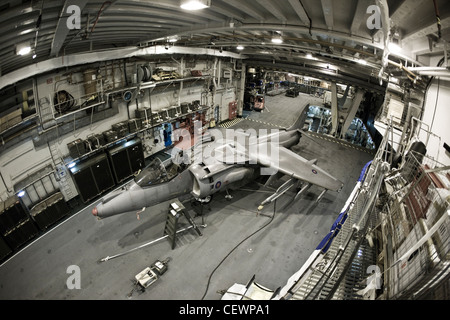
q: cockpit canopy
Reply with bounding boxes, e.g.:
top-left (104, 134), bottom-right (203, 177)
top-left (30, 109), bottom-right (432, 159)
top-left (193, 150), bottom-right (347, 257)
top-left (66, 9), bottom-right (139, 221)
top-left (134, 158), bottom-right (169, 187)
top-left (134, 158), bottom-right (182, 188)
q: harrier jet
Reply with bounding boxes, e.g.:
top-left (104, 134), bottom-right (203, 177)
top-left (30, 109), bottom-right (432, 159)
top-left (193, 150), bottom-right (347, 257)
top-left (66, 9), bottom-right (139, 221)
top-left (92, 112), bottom-right (343, 219)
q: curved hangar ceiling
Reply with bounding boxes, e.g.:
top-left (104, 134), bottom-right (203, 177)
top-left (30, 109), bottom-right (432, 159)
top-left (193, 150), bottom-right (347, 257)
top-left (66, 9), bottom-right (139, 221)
top-left (0, 0), bottom-right (449, 91)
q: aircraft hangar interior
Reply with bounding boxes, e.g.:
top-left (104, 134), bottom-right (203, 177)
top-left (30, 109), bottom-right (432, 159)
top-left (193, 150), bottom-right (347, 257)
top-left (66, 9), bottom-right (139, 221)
top-left (0, 0), bottom-right (449, 304)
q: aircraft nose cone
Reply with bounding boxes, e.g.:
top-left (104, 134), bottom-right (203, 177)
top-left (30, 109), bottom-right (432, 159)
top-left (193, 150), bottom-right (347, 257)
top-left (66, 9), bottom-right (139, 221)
top-left (92, 207), bottom-right (98, 216)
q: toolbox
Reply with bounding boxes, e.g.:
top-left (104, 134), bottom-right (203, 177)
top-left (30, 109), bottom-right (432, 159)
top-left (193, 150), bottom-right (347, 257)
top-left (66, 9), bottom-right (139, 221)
top-left (159, 109), bottom-right (169, 122)
top-left (87, 134), bottom-right (106, 150)
top-left (167, 106), bottom-right (177, 119)
top-left (135, 108), bottom-right (150, 120)
top-left (151, 112), bottom-right (161, 124)
top-left (112, 122), bottom-right (129, 138)
top-left (103, 130), bottom-right (119, 143)
top-left (127, 118), bottom-right (143, 133)
top-left (67, 139), bottom-right (88, 159)
top-left (180, 102), bottom-right (191, 114)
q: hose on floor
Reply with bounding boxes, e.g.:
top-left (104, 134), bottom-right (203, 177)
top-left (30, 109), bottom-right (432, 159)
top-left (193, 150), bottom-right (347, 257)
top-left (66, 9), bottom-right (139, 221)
top-left (200, 200), bottom-right (278, 300)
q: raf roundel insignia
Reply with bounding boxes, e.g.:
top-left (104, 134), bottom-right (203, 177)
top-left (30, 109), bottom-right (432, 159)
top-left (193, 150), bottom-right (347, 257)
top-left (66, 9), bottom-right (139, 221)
top-left (215, 181), bottom-right (222, 189)
top-left (312, 169), bottom-right (318, 174)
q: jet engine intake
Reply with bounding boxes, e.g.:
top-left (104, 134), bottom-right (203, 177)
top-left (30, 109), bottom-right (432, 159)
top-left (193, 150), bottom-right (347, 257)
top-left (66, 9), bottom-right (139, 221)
top-left (189, 165), bottom-right (254, 199)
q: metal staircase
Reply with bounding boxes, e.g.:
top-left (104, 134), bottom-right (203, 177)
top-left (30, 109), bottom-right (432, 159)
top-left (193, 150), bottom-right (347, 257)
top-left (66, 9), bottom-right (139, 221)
top-left (277, 119), bottom-right (450, 300)
top-left (280, 126), bottom-right (392, 301)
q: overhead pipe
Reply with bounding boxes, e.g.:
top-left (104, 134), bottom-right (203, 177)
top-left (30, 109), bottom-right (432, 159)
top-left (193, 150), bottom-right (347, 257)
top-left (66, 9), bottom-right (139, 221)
top-left (1, 46), bottom-right (245, 91)
top-left (376, 0), bottom-right (391, 85)
top-left (408, 67), bottom-right (449, 72)
top-left (433, 0), bottom-right (442, 39)
top-left (388, 60), bottom-right (418, 80)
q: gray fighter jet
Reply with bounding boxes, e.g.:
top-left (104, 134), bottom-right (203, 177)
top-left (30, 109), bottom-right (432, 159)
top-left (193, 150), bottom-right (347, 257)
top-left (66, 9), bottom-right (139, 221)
top-left (92, 113), bottom-right (344, 219)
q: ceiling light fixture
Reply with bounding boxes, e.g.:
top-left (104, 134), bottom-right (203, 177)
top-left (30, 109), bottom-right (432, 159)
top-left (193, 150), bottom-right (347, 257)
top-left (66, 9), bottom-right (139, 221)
top-left (19, 28), bottom-right (35, 36)
top-left (304, 53), bottom-right (318, 61)
top-left (388, 42), bottom-right (401, 54)
top-left (19, 47), bottom-right (31, 55)
top-left (271, 35), bottom-right (283, 44)
top-left (16, 43), bottom-right (31, 56)
top-left (180, 0), bottom-right (211, 11)
top-left (236, 45), bottom-right (244, 50)
top-left (357, 59), bottom-right (368, 65)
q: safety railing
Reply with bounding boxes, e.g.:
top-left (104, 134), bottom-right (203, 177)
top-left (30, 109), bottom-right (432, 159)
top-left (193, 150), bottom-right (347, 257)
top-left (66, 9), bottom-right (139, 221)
top-left (275, 117), bottom-right (450, 300)
top-left (276, 123), bottom-right (393, 300)
top-left (381, 151), bottom-right (450, 300)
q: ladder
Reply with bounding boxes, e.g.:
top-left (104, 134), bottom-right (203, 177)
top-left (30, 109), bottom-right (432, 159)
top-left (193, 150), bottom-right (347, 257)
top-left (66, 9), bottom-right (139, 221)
top-left (38, 97), bottom-right (57, 131)
top-left (39, 94), bottom-right (76, 203)
top-left (47, 139), bottom-right (76, 202)
top-left (164, 200), bottom-right (202, 250)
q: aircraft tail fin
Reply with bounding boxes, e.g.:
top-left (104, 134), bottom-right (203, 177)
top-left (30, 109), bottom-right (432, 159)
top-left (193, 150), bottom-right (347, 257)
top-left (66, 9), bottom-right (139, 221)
top-left (286, 103), bottom-right (309, 131)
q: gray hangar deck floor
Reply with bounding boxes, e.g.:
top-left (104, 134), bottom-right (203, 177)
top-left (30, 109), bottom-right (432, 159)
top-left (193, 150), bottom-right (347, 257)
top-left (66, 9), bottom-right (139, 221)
top-left (0, 94), bottom-right (374, 300)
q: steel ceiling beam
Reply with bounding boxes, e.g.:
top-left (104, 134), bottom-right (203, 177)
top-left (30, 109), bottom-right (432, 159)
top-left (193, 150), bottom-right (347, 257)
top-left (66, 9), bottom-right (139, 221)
top-left (350, 0), bottom-right (373, 36)
top-left (225, 0), bottom-right (265, 21)
top-left (403, 16), bottom-right (450, 42)
top-left (287, 0), bottom-right (311, 26)
top-left (256, 0), bottom-right (287, 22)
top-left (140, 22), bottom-right (385, 51)
top-left (50, 0), bottom-right (89, 57)
top-left (0, 0), bottom-right (44, 22)
top-left (251, 58), bottom-right (387, 94)
top-left (320, 0), bottom-right (334, 30)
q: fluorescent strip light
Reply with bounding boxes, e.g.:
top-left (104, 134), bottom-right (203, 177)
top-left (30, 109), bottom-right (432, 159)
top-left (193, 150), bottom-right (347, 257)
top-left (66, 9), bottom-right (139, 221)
top-left (68, 162), bottom-right (76, 169)
top-left (180, 0), bottom-right (210, 10)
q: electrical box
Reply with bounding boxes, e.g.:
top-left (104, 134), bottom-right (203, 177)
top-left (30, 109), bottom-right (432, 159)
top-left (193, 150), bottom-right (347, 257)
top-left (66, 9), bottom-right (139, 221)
top-left (229, 101), bottom-right (237, 120)
top-left (135, 267), bottom-right (158, 288)
top-left (223, 70), bottom-right (232, 79)
top-left (134, 259), bottom-right (168, 289)
top-left (152, 260), bottom-right (168, 275)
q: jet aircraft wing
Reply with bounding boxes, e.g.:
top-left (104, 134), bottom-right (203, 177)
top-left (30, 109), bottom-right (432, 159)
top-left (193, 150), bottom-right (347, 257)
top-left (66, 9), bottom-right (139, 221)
top-left (209, 136), bottom-right (343, 193)
top-left (254, 146), bottom-right (344, 192)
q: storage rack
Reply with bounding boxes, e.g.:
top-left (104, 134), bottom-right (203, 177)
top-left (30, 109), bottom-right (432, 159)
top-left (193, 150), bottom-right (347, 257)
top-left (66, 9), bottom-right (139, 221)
top-left (63, 103), bottom-right (211, 166)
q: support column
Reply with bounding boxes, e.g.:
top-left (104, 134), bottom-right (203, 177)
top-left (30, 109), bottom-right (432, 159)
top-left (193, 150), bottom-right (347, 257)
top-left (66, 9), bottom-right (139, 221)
top-left (330, 82), bottom-right (339, 136)
top-left (340, 89), bottom-right (365, 139)
top-left (237, 63), bottom-right (246, 117)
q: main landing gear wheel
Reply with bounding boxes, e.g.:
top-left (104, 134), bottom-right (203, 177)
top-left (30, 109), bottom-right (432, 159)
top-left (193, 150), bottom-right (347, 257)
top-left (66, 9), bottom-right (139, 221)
top-left (199, 195), bottom-right (212, 204)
